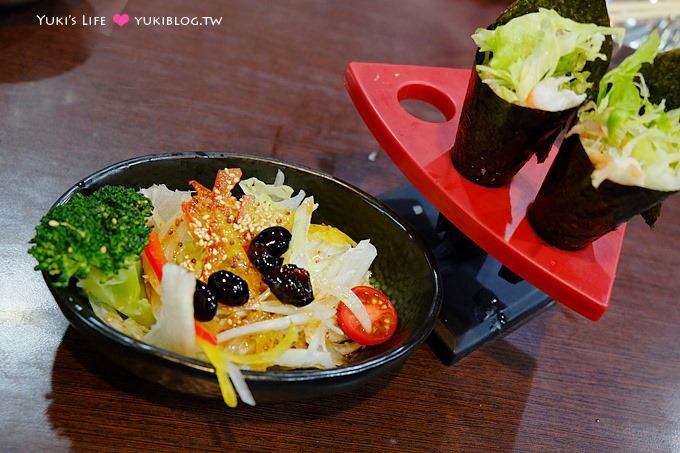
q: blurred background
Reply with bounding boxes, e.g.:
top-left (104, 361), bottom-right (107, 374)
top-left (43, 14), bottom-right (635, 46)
top-left (608, 0), bottom-right (680, 49)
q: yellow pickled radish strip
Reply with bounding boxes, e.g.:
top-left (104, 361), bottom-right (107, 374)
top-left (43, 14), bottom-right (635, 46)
top-left (223, 322), bottom-right (296, 365)
top-left (308, 224), bottom-right (357, 247)
top-left (197, 338), bottom-right (237, 408)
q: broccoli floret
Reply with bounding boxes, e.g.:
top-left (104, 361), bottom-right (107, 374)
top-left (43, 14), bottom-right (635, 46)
top-left (29, 185), bottom-right (153, 287)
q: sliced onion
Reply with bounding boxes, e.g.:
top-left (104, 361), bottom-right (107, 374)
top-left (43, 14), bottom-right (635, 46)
top-left (225, 361), bottom-right (255, 406)
top-left (216, 313), bottom-right (309, 343)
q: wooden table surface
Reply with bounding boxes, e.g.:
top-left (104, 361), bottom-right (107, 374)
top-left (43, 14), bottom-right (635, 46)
top-left (2, 1), bottom-right (678, 452)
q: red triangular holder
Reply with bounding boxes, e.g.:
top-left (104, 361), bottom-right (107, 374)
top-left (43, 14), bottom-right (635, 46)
top-left (345, 62), bottom-right (625, 320)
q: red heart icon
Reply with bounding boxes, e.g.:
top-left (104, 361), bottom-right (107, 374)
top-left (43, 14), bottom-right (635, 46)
top-left (113, 13), bottom-right (129, 27)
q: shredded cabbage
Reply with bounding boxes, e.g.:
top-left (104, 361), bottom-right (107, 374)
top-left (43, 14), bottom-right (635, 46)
top-left (472, 8), bottom-right (624, 109)
top-left (79, 260), bottom-right (154, 326)
top-left (311, 240), bottom-right (376, 332)
top-left (139, 184), bottom-right (192, 238)
top-left (143, 263), bottom-right (197, 357)
top-left (90, 299), bottom-right (149, 339)
top-left (285, 196), bottom-right (317, 269)
top-left (567, 32), bottom-right (680, 191)
top-left (239, 169), bottom-right (306, 211)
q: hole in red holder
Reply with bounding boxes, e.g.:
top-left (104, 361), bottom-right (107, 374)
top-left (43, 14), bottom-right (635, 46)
top-left (398, 83), bottom-right (456, 123)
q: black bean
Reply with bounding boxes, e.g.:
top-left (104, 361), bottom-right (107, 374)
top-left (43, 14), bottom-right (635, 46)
top-left (207, 270), bottom-right (249, 306)
top-left (251, 226), bottom-right (292, 257)
top-left (248, 243), bottom-right (283, 274)
top-left (194, 280), bottom-right (217, 321)
top-left (264, 264), bottom-right (314, 307)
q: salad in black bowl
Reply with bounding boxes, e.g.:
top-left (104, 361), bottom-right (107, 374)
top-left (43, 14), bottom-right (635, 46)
top-left (29, 152), bottom-right (441, 406)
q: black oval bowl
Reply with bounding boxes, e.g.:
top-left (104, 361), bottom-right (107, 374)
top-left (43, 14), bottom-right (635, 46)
top-left (43, 152), bottom-right (442, 403)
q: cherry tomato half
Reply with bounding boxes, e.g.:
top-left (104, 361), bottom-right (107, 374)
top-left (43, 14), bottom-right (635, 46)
top-left (337, 286), bottom-right (398, 346)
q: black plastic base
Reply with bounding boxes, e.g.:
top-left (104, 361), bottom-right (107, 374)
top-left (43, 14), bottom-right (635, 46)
top-left (379, 185), bottom-right (553, 365)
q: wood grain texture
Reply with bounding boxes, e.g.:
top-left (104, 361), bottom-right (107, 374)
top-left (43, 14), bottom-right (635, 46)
top-left (1, 1), bottom-right (678, 452)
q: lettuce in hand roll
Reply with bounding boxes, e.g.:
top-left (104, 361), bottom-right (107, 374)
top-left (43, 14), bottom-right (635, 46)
top-left (528, 33), bottom-right (680, 250)
top-left (451, 0), bottom-right (622, 187)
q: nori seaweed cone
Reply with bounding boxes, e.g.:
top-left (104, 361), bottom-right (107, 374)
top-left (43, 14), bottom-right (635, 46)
top-left (451, 0), bottom-right (613, 187)
top-left (527, 49), bottom-right (679, 250)
top-left (637, 48), bottom-right (680, 226)
top-left (640, 48), bottom-right (680, 110)
top-left (526, 135), bottom-right (674, 250)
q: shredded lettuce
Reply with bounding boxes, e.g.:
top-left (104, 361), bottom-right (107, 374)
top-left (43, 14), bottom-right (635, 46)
top-left (472, 8), bottom-right (624, 109)
top-left (90, 298), bottom-right (149, 339)
top-left (139, 184), bottom-right (192, 238)
top-left (318, 240), bottom-right (376, 289)
top-left (567, 32), bottom-right (680, 191)
top-left (239, 170), bottom-right (306, 211)
top-left (284, 196), bottom-right (317, 269)
top-left (143, 263), bottom-right (197, 357)
top-left (311, 240), bottom-right (376, 332)
top-left (79, 259), bottom-right (154, 326)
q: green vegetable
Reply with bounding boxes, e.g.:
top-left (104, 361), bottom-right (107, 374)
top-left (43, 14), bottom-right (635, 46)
top-left (29, 185), bottom-right (155, 325)
top-left (473, 8), bottom-right (624, 107)
top-left (568, 32), bottom-right (680, 191)
top-left (79, 260), bottom-right (154, 326)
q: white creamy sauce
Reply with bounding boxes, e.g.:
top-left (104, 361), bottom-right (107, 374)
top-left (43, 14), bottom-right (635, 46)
top-left (590, 153), bottom-right (645, 188)
top-left (582, 137), bottom-right (680, 191)
top-left (525, 77), bottom-right (586, 112)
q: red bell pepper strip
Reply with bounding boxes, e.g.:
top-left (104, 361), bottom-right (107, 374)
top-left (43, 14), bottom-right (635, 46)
top-left (195, 320), bottom-right (217, 345)
top-left (143, 229), bottom-right (167, 280)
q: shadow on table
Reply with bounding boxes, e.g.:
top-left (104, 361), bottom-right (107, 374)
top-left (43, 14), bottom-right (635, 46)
top-left (46, 323), bottom-right (541, 451)
top-left (46, 326), bottom-right (430, 450)
top-left (0, 0), bottom-right (95, 83)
